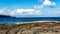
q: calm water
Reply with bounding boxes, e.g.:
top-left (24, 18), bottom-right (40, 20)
top-left (0, 17), bottom-right (60, 24)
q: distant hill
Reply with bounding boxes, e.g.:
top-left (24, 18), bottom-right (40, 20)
top-left (0, 15), bottom-right (11, 18)
top-left (0, 15), bottom-right (16, 18)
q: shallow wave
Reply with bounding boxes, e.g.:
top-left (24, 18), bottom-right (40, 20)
top-left (15, 20), bottom-right (60, 24)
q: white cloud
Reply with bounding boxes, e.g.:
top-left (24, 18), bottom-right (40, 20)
top-left (12, 9), bottom-right (36, 15)
top-left (0, 7), bottom-right (12, 16)
top-left (12, 9), bottom-right (42, 17)
top-left (34, 0), bottom-right (56, 8)
top-left (0, 7), bottom-right (60, 17)
top-left (42, 0), bottom-right (56, 7)
top-left (0, 7), bottom-right (42, 17)
top-left (15, 9), bottom-right (35, 15)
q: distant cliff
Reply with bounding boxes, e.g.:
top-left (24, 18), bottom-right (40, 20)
top-left (0, 15), bottom-right (11, 18)
top-left (0, 15), bottom-right (16, 18)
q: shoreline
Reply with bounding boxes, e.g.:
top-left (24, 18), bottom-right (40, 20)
top-left (15, 21), bottom-right (60, 24)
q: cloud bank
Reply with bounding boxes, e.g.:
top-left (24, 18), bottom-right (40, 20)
top-left (0, 7), bottom-right (41, 17)
top-left (0, 7), bottom-right (60, 17)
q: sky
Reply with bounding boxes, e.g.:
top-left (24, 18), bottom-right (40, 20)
top-left (0, 0), bottom-right (60, 17)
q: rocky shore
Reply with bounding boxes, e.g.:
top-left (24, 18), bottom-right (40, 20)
top-left (0, 22), bottom-right (60, 34)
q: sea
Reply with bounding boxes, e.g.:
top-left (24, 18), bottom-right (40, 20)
top-left (0, 17), bottom-right (60, 24)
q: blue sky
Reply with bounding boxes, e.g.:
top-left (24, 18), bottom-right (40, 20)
top-left (0, 0), bottom-right (60, 17)
top-left (0, 0), bottom-right (40, 9)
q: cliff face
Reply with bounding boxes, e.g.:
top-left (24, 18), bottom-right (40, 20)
top-left (0, 23), bottom-right (60, 34)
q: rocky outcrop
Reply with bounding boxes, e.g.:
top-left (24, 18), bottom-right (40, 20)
top-left (0, 23), bottom-right (60, 34)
